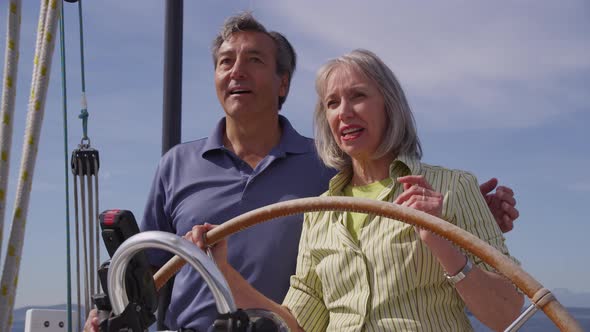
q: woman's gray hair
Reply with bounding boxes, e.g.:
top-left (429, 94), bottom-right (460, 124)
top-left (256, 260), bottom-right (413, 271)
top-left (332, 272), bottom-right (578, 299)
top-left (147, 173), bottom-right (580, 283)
top-left (211, 12), bottom-right (296, 110)
top-left (314, 49), bottom-right (422, 170)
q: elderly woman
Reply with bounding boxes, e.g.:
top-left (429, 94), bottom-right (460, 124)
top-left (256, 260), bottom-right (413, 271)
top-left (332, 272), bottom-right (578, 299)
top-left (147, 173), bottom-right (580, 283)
top-left (189, 49), bottom-right (523, 331)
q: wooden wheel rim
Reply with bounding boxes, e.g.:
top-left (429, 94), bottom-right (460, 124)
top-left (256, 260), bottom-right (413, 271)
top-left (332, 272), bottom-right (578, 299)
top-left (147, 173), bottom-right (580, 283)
top-left (154, 197), bottom-right (582, 331)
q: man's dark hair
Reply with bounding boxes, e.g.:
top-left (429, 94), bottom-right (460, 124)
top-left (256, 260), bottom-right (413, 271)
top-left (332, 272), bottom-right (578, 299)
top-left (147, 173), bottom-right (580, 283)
top-left (212, 12), bottom-right (297, 110)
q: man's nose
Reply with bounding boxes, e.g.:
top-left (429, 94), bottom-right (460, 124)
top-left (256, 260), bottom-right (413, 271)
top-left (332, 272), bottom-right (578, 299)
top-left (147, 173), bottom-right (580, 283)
top-left (229, 58), bottom-right (247, 79)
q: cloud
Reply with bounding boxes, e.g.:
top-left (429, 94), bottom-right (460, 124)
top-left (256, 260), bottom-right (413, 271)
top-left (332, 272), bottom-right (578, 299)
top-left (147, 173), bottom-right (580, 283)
top-left (268, 1), bottom-right (589, 79)
top-left (260, 1), bottom-right (590, 130)
top-left (82, 1), bottom-right (163, 34)
top-left (568, 181), bottom-right (590, 192)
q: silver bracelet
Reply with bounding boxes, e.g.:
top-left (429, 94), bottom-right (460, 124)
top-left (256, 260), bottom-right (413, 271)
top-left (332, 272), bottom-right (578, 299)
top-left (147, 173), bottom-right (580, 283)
top-left (444, 256), bottom-right (473, 285)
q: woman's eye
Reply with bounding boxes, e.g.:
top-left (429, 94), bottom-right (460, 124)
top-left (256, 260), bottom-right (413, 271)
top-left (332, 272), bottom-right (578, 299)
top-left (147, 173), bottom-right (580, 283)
top-left (326, 100), bottom-right (338, 109)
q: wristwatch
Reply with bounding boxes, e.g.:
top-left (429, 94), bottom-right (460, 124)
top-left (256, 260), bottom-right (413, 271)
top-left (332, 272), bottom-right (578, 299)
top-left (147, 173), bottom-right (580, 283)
top-left (444, 256), bottom-right (473, 285)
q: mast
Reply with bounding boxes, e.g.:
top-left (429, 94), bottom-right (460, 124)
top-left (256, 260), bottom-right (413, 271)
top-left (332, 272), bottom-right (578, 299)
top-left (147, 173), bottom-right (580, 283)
top-left (162, 0), bottom-right (183, 155)
top-left (158, 1), bottom-right (183, 329)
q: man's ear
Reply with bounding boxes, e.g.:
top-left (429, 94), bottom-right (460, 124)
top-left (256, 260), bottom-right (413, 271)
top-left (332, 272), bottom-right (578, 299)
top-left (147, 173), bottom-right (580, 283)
top-left (279, 74), bottom-right (289, 97)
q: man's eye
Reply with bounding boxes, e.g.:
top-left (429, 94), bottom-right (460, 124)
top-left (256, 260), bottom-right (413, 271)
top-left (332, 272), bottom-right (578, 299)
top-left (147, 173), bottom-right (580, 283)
top-left (250, 57), bottom-right (263, 63)
top-left (219, 58), bottom-right (231, 66)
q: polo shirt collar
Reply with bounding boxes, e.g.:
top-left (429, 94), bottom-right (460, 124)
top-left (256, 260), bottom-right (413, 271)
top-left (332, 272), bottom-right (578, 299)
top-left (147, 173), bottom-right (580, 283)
top-left (277, 115), bottom-right (313, 154)
top-left (201, 118), bottom-right (226, 154)
top-left (202, 115), bottom-right (312, 157)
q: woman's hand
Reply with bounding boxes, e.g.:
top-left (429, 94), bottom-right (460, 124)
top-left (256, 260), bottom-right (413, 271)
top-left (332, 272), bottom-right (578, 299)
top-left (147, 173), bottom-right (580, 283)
top-left (394, 175), bottom-right (444, 242)
top-left (395, 175), bottom-right (443, 217)
top-left (184, 223), bottom-right (229, 267)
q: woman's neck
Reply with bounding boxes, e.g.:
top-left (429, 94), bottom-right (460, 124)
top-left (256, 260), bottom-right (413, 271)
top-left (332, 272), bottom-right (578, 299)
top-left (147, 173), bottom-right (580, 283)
top-left (350, 154), bottom-right (395, 186)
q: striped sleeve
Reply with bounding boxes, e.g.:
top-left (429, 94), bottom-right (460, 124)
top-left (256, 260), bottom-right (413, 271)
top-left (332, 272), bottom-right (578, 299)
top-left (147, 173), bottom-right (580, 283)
top-left (453, 171), bottom-right (520, 272)
top-left (282, 212), bottom-right (329, 331)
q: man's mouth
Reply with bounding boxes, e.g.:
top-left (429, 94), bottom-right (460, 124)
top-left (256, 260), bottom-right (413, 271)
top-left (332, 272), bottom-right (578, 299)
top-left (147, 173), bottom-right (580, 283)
top-left (229, 89), bottom-right (252, 96)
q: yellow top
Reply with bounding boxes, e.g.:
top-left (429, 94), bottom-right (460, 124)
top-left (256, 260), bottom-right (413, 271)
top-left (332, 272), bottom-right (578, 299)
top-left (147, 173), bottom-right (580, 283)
top-left (343, 178), bottom-right (393, 242)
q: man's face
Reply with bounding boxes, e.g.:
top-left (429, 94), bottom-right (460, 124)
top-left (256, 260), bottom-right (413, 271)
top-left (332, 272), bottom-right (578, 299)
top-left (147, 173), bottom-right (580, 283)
top-left (214, 31), bottom-right (288, 120)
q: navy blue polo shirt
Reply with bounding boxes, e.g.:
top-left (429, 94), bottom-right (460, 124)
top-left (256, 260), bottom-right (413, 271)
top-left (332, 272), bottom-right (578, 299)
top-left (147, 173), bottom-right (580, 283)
top-left (140, 115), bottom-right (335, 330)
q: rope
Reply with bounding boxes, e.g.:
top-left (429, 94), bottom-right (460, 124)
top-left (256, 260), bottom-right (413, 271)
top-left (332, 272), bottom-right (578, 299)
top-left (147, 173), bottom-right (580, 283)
top-left (69, 0), bottom-right (101, 321)
top-left (53, 1), bottom-right (100, 327)
top-left (71, 151), bottom-right (100, 324)
top-left (76, 0), bottom-right (89, 142)
top-left (0, 0), bottom-right (23, 261)
top-left (93, 158), bottom-right (100, 292)
top-left (78, 158), bottom-right (90, 319)
top-left (73, 172), bottom-right (82, 332)
top-left (0, 0), bottom-right (62, 330)
top-left (85, 159), bottom-right (95, 298)
top-left (58, 1), bottom-right (99, 327)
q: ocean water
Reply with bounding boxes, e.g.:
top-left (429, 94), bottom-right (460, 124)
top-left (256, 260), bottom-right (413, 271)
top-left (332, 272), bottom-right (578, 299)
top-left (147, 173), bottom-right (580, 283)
top-left (469, 306), bottom-right (590, 331)
top-left (13, 307), bottom-right (590, 331)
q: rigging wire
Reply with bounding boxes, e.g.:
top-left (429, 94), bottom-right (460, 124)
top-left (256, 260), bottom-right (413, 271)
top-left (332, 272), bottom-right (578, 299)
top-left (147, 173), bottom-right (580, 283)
top-left (67, 0), bottom-right (101, 325)
top-left (58, 2), bottom-right (73, 331)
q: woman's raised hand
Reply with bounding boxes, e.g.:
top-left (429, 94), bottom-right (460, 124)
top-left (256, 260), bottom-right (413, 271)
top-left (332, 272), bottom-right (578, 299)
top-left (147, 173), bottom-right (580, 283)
top-left (395, 175), bottom-right (443, 218)
top-left (394, 175), bottom-right (444, 242)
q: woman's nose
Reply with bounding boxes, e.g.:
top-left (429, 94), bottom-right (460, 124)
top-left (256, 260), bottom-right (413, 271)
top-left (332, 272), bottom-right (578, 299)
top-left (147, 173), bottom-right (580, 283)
top-left (338, 100), bottom-right (354, 120)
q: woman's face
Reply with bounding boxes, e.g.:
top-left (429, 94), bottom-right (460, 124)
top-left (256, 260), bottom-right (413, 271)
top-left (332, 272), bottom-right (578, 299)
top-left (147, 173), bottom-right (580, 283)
top-left (324, 66), bottom-right (388, 162)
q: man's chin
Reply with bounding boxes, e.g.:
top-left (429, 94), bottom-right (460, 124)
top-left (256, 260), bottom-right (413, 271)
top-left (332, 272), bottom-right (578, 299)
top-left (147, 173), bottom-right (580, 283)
top-left (223, 106), bottom-right (257, 120)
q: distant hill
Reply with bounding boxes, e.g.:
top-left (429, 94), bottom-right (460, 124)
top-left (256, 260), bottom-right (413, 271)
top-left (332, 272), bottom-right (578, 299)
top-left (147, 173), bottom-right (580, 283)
top-left (12, 304), bottom-right (83, 332)
top-left (552, 288), bottom-right (590, 308)
top-left (12, 289), bottom-right (590, 331)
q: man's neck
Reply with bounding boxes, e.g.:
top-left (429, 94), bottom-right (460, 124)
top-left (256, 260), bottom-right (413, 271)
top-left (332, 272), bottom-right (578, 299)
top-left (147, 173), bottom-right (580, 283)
top-left (224, 114), bottom-right (282, 169)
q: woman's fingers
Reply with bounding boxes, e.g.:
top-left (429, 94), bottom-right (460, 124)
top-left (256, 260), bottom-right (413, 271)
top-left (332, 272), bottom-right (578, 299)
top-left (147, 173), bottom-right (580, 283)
top-left (395, 184), bottom-right (440, 205)
top-left (393, 176), bottom-right (443, 217)
top-left (396, 175), bottom-right (434, 190)
top-left (395, 184), bottom-right (420, 204)
top-left (405, 193), bottom-right (442, 212)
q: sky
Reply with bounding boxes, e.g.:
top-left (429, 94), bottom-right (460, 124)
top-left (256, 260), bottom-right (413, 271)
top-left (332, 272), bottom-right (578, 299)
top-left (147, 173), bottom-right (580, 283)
top-left (0, 0), bottom-right (588, 310)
